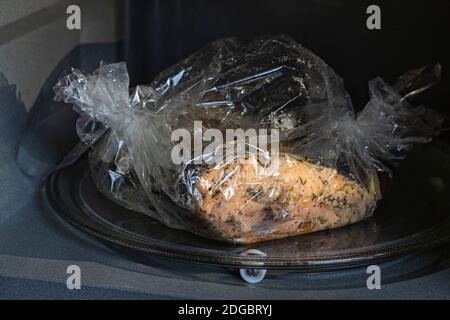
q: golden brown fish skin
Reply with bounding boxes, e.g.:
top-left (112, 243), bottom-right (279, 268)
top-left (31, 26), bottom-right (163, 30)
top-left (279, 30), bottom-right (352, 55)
top-left (195, 154), bottom-right (375, 243)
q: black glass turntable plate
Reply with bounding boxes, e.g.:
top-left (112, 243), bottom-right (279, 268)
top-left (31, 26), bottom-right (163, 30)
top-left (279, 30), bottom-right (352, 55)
top-left (44, 143), bottom-right (450, 270)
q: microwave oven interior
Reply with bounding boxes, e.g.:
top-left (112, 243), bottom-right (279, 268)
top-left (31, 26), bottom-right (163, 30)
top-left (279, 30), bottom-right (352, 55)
top-left (1, 0), bottom-right (450, 299)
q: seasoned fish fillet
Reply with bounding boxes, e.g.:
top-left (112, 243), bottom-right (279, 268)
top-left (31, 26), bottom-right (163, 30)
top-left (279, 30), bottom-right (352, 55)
top-left (195, 153), bottom-right (375, 243)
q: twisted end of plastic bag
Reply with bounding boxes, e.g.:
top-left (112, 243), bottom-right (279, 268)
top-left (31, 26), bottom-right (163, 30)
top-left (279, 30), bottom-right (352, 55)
top-left (355, 75), bottom-right (443, 170)
top-left (53, 62), bottom-right (131, 130)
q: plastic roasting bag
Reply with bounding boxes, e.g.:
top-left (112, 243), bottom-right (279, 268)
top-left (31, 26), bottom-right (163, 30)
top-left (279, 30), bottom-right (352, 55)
top-left (54, 36), bottom-right (443, 243)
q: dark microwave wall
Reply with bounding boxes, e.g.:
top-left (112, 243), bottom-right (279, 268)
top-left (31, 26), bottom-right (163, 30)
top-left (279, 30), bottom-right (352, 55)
top-left (125, 0), bottom-right (450, 119)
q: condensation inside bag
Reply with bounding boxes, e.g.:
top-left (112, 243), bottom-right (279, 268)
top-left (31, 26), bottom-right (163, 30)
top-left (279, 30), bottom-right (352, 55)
top-left (54, 36), bottom-right (443, 243)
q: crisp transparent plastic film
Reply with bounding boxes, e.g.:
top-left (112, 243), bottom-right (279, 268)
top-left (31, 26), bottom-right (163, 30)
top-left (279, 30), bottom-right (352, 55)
top-left (54, 36), bottom-right (443, 243)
